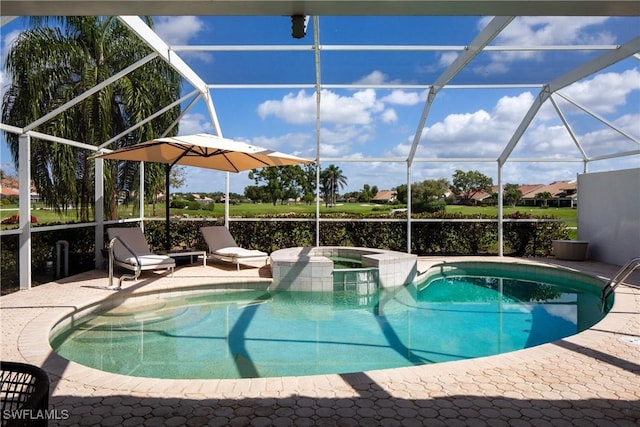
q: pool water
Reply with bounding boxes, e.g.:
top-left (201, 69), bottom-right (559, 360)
top-left (330, 256), bottom-right (362, 269)
top-left (51, 273), bottom-right (607, 379)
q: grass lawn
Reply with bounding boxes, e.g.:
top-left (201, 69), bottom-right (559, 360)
top-left (445, 205), bottom-right (577, 220)
top-left (1, 201), bottom-right (577, 227)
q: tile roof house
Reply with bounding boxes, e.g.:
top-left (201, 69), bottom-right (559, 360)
top-left (193, 194), bottom-right (214, 205)
top-left (518, 184), bottom-right (545, 198)
top-left (462, 181), bottom-right (577, 207)
top-left (521, 180), bottom-right (577, 207)
top-left (469, 185), bottom-right (498, 204)
top-left (372, 190), bottom-right (397, 204)
top-left (0, 178), bottom-right (19, 197)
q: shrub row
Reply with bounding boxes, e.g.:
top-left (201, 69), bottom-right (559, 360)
top-left (1, 212), bottom-right (569, 294)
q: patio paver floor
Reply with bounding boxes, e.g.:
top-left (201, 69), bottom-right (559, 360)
top-left (1, 256), bottom-right (639, 426)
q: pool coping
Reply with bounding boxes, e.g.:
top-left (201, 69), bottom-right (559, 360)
top-left (1, 256), bottom-right (639, 421)
top-left (270, 246), bottom-right (418, 291)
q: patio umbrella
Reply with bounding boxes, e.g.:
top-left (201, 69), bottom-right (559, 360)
top-left (94, 133), bottom-right (313, 250)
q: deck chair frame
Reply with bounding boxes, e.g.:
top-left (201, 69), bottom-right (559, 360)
top-left (201, 226), bottom-right (269, 271)
top-left (107, 227), bottom-right (175, 289)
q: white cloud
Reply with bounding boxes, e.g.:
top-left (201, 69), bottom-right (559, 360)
top-left (408, 91), bottom-right (535, 159)
top-left (521, 123), bottom-right (575, 155)
top-left (567, 113), bottom-right (640, 157)
top-left (381, 109), bottom-right (398, 124)
top-left (477, 17), bottom-right (614, 75)
top-left (354, 70), bottom-right (387, 85)
top-left (354, 70), bottom-right (401, 85)
top-left (178, 113), bottom-right (214, 135)
top-left (0, 70), bottom-right (9, 101)
top-left (190, 65), bottom-right (635, 192)
top-left (420, 109), bottom-right (509, 158)
top-left (153, 16), bottom-right (212, 63)
top-left (388, 142), bottom-right (412, 157)
top-left (438, 52), bottom-right (459, 68)
top-left (317, 125), bottom-right (376, 157)
top-left (471, 61), bottom-right (510, 77)
top-left (398, 67), bottom-right (637, 177)
top-left (561, 68), bottom-right (640, 115)
top-left (257, 89), bottom-right (384, 126)
top-left (416, 51), bottom-right (460, 74)
top-left (495, 17), bottom-right (613, 46)
top-left (1, 30), bottom-right (23, 101)
top-left (1, 29), bottom-right (21, 60)
top-left (425, 110), bottom-right (491, 140)
top-left (250, 132), bottom-right (313, 153)
top-left (493, 92), bottom-right (536, 122)
top-left (381, 90), bottom-right (426, 106)
top-left (319, 143), bottom-right (347, 157)
top-left (612, 113), bottom-right (640, 137)
top-left (257, 91), bottom-right (316, 124)
top-left (154, 16), bottom-right (204, 45)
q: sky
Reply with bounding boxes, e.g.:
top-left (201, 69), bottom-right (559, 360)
top-left (1, 15), bottom-right (639, 195)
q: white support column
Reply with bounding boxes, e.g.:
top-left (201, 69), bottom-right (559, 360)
top-left (139, 161), bottom-right (145, 229)
top-left (497, 163), bottom-right (504, 257)
top-left (94, 157), bottom-right (104, 268)
top-left (201, 88), bottom-right (228, 226)
top-left (225, 173), bottom-right (230, 228)
top-left (18, 134), bottom-right (32, 290)
top-left (313, 16), bottom-right (322, 248)
top-left (315, 160), bottom-right (321, 247)
top-left (406, 165), bottom-right (412, 254)
top-left (203, 89), bottom-right (222, 138)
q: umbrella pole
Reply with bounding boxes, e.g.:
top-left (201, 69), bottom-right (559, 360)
top-left (165, 164), bottom-right (171, 251)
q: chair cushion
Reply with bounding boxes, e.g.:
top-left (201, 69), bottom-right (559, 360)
top-left (122, 254), bottom-right (175, 268)
top-left (214, 247), bottom-right (267, 258)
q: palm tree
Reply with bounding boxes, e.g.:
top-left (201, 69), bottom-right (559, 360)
top-left (2, 17), bottom-right (181, 221)
top-left (535, 191), bottom-right (553, 208)
top-left (504, 183), bottom-right (523, 207)
top-left (320, 164), bottom-right (348, 207)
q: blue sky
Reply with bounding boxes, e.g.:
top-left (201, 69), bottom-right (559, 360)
top-left (1, 15), bottom-right (639, 194)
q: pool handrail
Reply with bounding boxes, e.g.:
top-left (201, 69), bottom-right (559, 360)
top-left (601, 256), bottom-right (640, 304)
top-left (108, 236), bottom-right (141, 290)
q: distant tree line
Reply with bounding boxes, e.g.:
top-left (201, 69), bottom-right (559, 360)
top-left (247, 164), bottom-right (351, 207)
top-left (170, 168), bottom-right (557, 212)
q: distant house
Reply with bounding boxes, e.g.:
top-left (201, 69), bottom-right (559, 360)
top-left (192, 193), bottom-right (214, 206)
top-left (468, 185), bottom-right (497, 205)
top-left (521, 180), bottom-right (577, 207)
top-left (1, 178), bottom-right (41, 202)
top-left (0, 178), bottom-right (19, 198)
top-left (518, 184), bottom-right (545, 202)
top-left (372, 190), bottom-right (397, 204)
top-left (464, 182), bottom-right (577, 207)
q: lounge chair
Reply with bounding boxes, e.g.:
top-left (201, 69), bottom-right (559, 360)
top-left (106, 227), bottom-right (175, 282)
top-left (201, 226), bottom-right (269, 270)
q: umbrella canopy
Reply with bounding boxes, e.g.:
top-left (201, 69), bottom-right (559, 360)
top-left (94, 133), bottom-right (313, 250)
top-left (94, 133), bottom-right (312, 171)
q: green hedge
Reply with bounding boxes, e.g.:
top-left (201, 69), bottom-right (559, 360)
top-left (1, 225), bottom-right (96, 294)
top-left (1, 212), bottom-right (569, 294)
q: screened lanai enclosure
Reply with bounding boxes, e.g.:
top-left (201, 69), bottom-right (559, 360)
top-left (1, 1), bottom-right (639, 290)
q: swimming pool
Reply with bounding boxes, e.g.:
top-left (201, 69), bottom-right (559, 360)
top-left (50, 262), bottom-right (610, 379)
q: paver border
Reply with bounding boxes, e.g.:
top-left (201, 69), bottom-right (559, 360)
top-left (4, 256), bottom-right (639, 404)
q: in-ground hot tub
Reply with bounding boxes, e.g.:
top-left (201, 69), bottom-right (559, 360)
top-left (269, 246), bottom-right (417, 291)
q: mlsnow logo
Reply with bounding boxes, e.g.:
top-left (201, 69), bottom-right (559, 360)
top-left (2, 409), bottom-right (70, 421)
